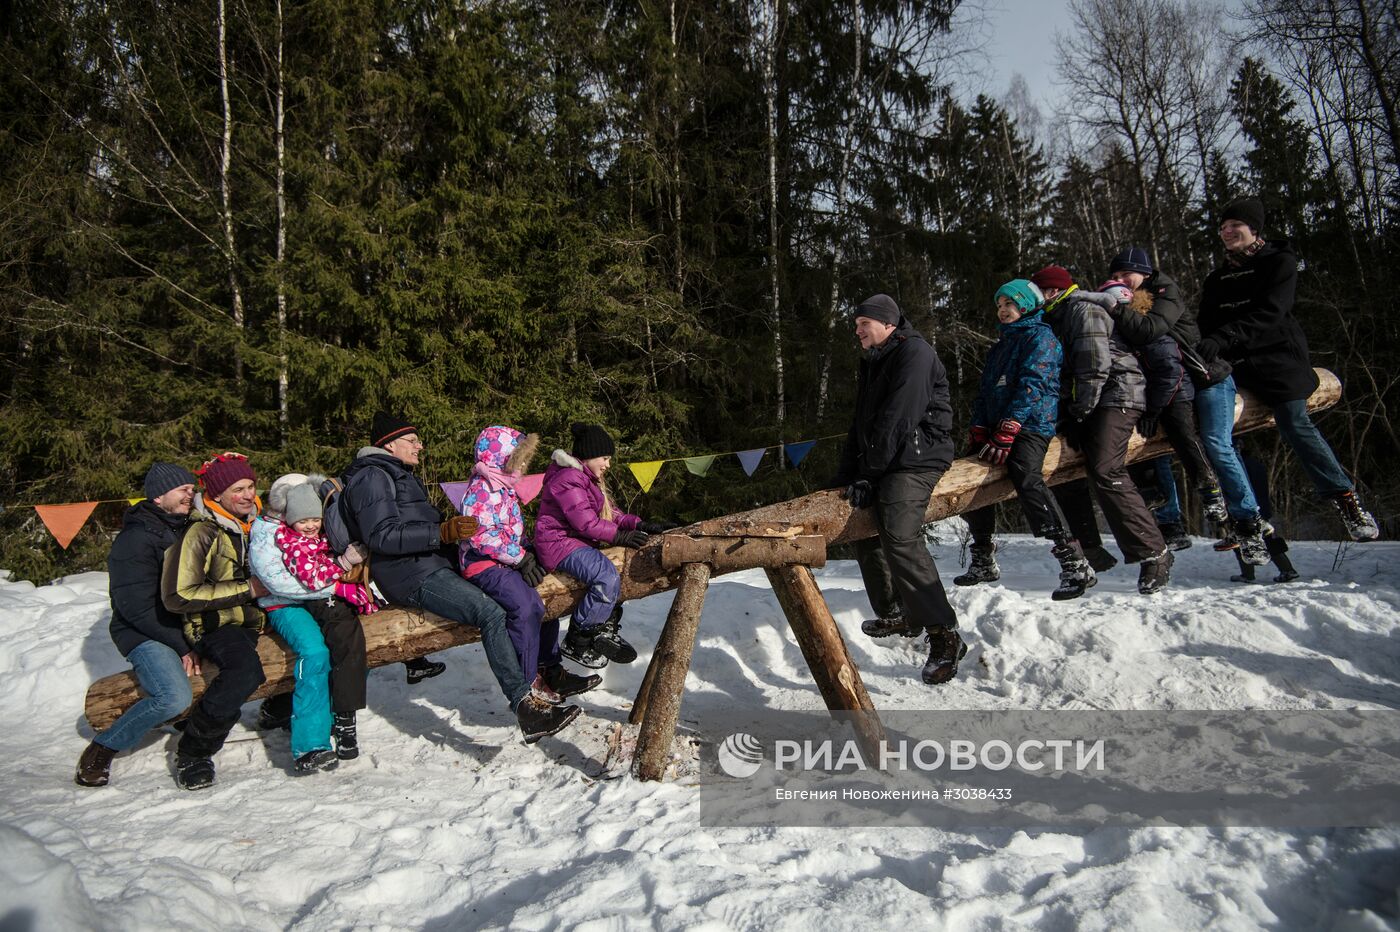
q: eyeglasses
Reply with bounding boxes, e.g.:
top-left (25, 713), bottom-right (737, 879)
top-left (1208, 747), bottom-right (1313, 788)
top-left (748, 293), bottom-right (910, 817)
top-left (398, 437), bottom-right (425, 448)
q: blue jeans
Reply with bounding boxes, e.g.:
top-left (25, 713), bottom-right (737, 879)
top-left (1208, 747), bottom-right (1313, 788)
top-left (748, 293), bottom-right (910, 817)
top-left (1272, 399), bottom-right (1353, 497)
top-left (409, 568), bottom-right (529, 709)
top-left (95, 640), bottom-right (193, 752)
top-left (267, 606), bottom-right (332, 759)
top-left (1152, 457), bottom-right (1183, 525)
top-left (1194, 377), bottom-right (1260, 520)
top-left (556, 547), bottom-right (620, 629)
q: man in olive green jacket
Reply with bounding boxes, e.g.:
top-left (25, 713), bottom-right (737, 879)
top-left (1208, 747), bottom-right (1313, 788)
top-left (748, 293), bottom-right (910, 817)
top-left (161, 453), bottom-right (268, 790)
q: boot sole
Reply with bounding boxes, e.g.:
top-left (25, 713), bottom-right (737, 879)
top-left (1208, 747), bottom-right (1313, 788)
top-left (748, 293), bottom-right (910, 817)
top-left (293, 754), bottom-right (340, 775)
top-left (521, 705), bottom-right (582, 745)
top-left (561, 648), bottom-right (609, 670)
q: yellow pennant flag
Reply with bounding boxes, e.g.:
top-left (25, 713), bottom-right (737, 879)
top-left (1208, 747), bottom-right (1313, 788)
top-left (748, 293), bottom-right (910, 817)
top-left (628, 461), bottom-right (665, 493)
top-left (128, 497), bottom-right (143, 506)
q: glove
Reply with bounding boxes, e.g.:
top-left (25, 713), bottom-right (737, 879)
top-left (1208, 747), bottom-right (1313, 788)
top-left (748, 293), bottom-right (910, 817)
top-left (343, 542), bottom-right (369, 566)
top-left (1136, 410), bottom-right (1161, 439)
top-left (439, 515), bottom-right (478, 544)
top-left (1195, 336), bottom-right (1222, 363)
top-left (516, 552), bottom-right (546, 587)
top-left (967, 425), bottom-right (990, 456)
top-left (978, 418), bottom-right (1021, 466)
top-left (639, 520), bottom-right (681, 535)
top-left (615, 528), bottom-right (651, 548)
top-left (1058, 417), bottom-right (1087, 452)
top-left (843, 479), bottom-right (874, 509)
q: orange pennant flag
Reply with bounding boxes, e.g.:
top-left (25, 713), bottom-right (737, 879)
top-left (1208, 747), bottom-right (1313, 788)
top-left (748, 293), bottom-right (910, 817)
top-left (35, 502), bottom-right (99, 550)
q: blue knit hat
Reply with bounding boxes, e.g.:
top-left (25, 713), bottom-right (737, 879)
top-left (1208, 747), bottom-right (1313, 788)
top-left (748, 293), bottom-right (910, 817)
top-left (143, 462), bottom-right (197, 500)
top-left (1108, 246), bottom-right (1153, 276)
top-left (994, 279), bottom-right (1044, 315)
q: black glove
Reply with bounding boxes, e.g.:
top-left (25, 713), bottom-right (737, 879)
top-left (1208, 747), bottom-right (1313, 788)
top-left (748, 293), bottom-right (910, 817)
top-left (639, 520), bottom-right (681, 535)
top-left (1136, 410), bottom-right (1161, 439)
top-left (1058, 418), bottom-right (1087, 452)
top-left (843, 479), bottom-right (874, 509)
top-left (516, 552), bottom-right (546, 588)
top-left (1195, 336), bottom-right (1222, 363)
top-left (615, 529), bottom-right (651, 549)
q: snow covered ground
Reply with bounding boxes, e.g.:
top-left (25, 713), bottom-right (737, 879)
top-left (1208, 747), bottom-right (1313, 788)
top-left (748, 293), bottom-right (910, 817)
top-left (3, 532), bottom-right (1400, 930)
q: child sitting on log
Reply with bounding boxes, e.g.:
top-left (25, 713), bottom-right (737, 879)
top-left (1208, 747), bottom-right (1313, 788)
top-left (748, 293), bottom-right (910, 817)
top-left (957, 279), bottom-right (1097, 601)
top-left (248, 476), bottom-right (371, 773)
top-left (535, 424), bottom-right (675, 668)
top-left (456, 426), bottom-right (600, 703)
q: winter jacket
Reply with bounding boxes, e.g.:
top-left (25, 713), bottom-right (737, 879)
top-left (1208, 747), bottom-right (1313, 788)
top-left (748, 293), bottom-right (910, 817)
top-left (161, 496), bottom-right (264, 647)
top-left (1044, 286), bottom-right (1146, 419)
top-left (834, 316), bottom-right (955, 485)
top-left (341, 448), bottom-right (449, 605)
top-left (459, 426), bottom-right (530, 576)
top-left (273, 522), bottom-right (378, 615)
top-left (248, 515), bottom-right (335, 608)
top-left (107, 500), bottom-right (193, 658)
top-left (534, 450), bottom-right (641, 572)
top-left (1197, 239), bottom-right (1318, 403)
top-left (970, 309), bottom-right (1062, 438)
top-left (1107, 271), bottom-right (1199, 349)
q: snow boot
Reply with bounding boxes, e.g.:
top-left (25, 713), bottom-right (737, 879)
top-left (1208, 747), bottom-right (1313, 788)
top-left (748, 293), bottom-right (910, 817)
top-left (1200, 487), bottom-right (1228, 524)
top-left (1268, 534), bottom-right (1299, 582)
top-left (75, 741), bottom-right (116, 788)
top-left (530, 673), bottom-right (564, 706)
top-left (564, 607), bottom-right (637, 667)
top-left (1136, 548), bottom-right (1174, 595)
top-left (953, 542), bottom-right (1000, 586)
top-left (256, 693), bottom-right (293, 731)
top-left (1050, 540), bottom-right (1096, 601)
top-left (561, 618), bottom-right (608, 669)
top-left (540, 664), bottom-right (602, 699)
top-left (516, 694), bottom-right (580, 745)
top-left (860, 611), bottom-right (921, 638)
top-left (174, 755), bottom-right (215, 791)
top-left (921, 627), bottom-right (968, 686)
top-left (1159, 522), bottom-right (1192, 551)
top-left (293, 748), bottom-right (339, 775)
top-left (404, 655), bottom-right (447, 685)
top-left (1233, 517), bottom-right (1271, 566)
top-left (332, 712), bottom-right (358, 760)
top-left (1331, 490), bottom-right (1380, 541)
top-left (1083, 545), bottom-right (1119, 574)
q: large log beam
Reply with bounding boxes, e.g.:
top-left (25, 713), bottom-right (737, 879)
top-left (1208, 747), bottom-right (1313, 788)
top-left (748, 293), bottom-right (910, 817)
top-left (84, 370), bottom-right (1342, 730)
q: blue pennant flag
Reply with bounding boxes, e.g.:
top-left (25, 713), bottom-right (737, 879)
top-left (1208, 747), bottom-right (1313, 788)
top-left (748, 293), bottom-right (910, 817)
top-left (783, 440), bottom-right (816, 467)
top-left (736, 448), bottom-right (767, 477)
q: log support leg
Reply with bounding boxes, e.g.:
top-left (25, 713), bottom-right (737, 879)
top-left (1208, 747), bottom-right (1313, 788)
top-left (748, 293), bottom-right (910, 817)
top-left (632, 562), bottom-right (712, 781)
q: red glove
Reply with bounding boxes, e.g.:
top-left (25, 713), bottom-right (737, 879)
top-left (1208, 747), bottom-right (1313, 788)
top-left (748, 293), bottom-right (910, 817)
top-left (968, 425), bottom-right (990, 456)
top-left (978, 419), bottom-right (1021, 466)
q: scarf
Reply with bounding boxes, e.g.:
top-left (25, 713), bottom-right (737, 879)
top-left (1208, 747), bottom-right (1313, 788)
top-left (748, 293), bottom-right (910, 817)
top-left (472, 458), bottom-right (520, 493)
top-left (273, 522), bottom-right (379, 615)
top-left (1225, 237), bottom-right (1267, 267)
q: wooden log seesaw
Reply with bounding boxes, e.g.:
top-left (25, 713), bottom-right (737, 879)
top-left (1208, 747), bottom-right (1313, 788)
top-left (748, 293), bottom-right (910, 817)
top-left (84, 370), bottom-right (1343, 779)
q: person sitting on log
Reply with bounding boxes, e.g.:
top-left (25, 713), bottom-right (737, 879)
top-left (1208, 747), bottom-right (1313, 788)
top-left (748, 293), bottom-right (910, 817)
top-left (247, 474), bottom-right (371, 774)
top-left (955, 279), bottom-right (1097, 601)
top-left (160, 453), bottom-right (270, 790)
top-left (75, 463), bottom-right (199, 788)
top-left (1196, 196), bottom-right (1379, 542)
top-left (342, 412), bottom-right (580, 745)
top-left (830, 294), bottom-right (966, 686)
top-left (1029, 265), bottom-right (1174, 595)
top-left (456, 426), bottom-right (600, 703)
top-left (535, 423), bottom-right (676, 670)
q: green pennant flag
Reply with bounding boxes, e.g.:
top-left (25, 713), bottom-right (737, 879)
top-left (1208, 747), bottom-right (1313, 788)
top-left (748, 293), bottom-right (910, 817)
top-left (683, 455), bottom-right (717, 477)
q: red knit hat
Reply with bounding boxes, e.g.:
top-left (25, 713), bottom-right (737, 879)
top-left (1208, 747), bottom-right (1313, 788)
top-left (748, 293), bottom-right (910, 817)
top-left (1030, 265), bottom-right (1075, 292)
top-left (196, 452), bottom-right (257, 499)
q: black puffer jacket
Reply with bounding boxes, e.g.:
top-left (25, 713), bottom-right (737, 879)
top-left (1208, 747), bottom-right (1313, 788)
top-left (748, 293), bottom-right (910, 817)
top-left (1197, 239), bottom-right (1318, 403)
top-left (834, 316), bottom-right (954, 485)
top-left (342, 448), bottom-right (448, 605)
top-left (1109, 270), bottom-right (1200, 350)
top-left (107, 501), bottom-right (192, 657)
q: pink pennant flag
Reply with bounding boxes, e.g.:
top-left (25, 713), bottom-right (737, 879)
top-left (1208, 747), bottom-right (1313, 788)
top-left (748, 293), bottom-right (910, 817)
top-left (516, 472), bottom-right (545, 505)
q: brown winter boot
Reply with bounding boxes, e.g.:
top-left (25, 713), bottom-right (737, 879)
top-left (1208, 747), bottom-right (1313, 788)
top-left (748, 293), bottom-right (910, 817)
top-left (75, 741), bottom-right (116, 787)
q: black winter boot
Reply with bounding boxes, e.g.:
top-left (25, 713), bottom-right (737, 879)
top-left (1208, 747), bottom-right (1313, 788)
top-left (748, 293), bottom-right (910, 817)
top-left (293, 749), bottom-right (339, 775)
top-left (1200, 487), bottom-right (1228, 524)
top-left (75, 741), bottom-right (116, 788)
top-left (861, 611), bottom-right (921, 638)
top-left (1331, 490), bottom-right (1380, 541)
top-left (175, 755), bottom-right (215, 791)
top-left (1233, 517), bottom-right (1271, 566)
top-left (1268, 534), bottom-right (1299, 582)
top-left (1159, 522), bottom-right (1192, 551)
top-left (561, 619), bottom-right (607, 669)
top-left (404, 655), bottom-right (447, 685)
top-left (953, 542), bottom-right (1000, 587)
top-left (541, 664), bottom-right (602, 699)
top-left (1083, 546), bottom-right (1119, 574)
top-left (1137, 548), bottom-right (1174, 595)
top-left (516, 694), bottom-right (580, 744)
top-left (563, 607), bottom-right (637, 667)
top-left (256, 693), bottom-right (293, 731)
top-left (332, 712), bottom-right (359, 760)
top-left (1050, 540), bottom-right (1096, 601)
top-left (921, 627), bottom-right (968, 685)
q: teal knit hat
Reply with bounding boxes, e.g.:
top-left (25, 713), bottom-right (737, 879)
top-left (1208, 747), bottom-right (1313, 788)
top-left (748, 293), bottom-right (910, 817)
top-left (994, 279), bottom-right (1044, 314)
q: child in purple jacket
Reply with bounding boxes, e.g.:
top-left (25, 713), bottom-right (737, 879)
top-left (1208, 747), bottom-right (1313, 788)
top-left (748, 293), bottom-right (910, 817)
top-left (457, 426), bottom-right (600, 701)
top-left (535, 424), bottom-right (672, 668)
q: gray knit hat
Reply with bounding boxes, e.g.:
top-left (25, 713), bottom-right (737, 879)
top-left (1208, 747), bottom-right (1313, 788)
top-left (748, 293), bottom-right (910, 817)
top-left (144, 462), bottom-right (197, 500)
top-left (283, 483), bottom-right (323, 526)
top-left (854, 294), bottom-right (901, 326)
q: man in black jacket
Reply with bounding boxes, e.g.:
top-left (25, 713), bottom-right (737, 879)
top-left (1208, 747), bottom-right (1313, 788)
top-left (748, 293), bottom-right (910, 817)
top-left (833, 294), bottom-right (964, 686)
top-left (76, 463), bottom-right (198, 787)
top-left (1197, 197), bottom-right (1378, 541)
top-left (342, 412), bottom-right (581, 743)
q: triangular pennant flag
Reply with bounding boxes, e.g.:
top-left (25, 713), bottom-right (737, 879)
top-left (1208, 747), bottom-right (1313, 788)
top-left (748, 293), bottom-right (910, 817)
top-left (736, 448), bottom-right (767, 476)
top-left (128, 497), bottom-right (143, 506)
top-left (684, 455), bottom-right (717, 477)
top-left (783, 440), bottom-right (817, 467)
top-left (35, 502), bottom-right (99, 550)
top-left (628, 461), bottom-right (665, 493)
top-left (516, 472), bottom-right (545, 505)
top-left (439, 481), bottom-right (471, 509)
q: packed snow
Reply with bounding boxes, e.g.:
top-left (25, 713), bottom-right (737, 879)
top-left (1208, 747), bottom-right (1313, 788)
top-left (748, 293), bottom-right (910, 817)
top-left (2, 530), bottom-right (1399, 930)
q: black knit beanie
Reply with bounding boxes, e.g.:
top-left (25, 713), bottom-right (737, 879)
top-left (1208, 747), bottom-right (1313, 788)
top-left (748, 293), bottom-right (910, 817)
top-left (571, 423), bottom-right (615, 460)
top-left (854, 294), bottom-right (901, 326)
top-left (371, 411), bottom-right (417, 447)
top-left (1221, 197), bottom-right (1265, 233)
